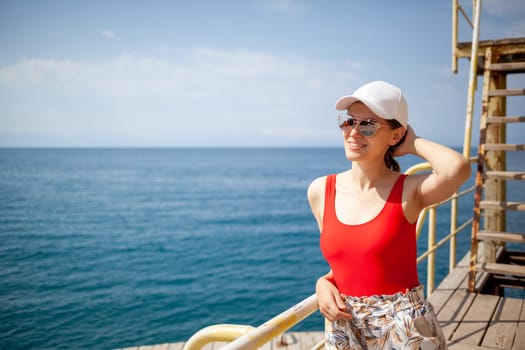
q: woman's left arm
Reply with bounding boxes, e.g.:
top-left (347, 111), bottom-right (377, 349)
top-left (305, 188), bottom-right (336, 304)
top-left (394, 126), bottom-right (471, 210)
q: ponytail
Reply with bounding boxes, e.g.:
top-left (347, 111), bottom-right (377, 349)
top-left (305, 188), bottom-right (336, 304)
top-left (384, 146), bottom-right (401, 172)
top-left (383, 119), bottom-right (407, 172)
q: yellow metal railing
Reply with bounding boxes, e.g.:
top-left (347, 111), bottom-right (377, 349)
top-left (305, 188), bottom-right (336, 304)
top-left (406, 159), bottom-right (476, 294)
top-left (183, 158), bottom-right (477, 350)
top-left (182, 324), bottom-right (255, 349)
top-left (452, 0), bottom-right (482, 160)
top-left (452, 0), bottom-right (476, 73)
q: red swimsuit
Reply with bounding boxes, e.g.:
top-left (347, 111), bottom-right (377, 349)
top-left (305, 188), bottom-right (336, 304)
top-left (320, 174), bottom-right (419, 296)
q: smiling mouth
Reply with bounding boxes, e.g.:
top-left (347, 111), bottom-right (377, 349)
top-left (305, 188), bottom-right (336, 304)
top-left (347, 141), bottom-right (366, 150)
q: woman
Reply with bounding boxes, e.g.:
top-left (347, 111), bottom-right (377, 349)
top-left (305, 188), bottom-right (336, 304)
top-left (307, 81), bottom-right (471, 350)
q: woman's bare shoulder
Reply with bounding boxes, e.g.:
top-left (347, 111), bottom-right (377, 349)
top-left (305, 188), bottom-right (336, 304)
top-left (308, 175), bottom-right (328, 198)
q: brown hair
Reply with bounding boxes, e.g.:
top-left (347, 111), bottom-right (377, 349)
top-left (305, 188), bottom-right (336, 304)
top-left (384, 119), bottom-right (406, 172)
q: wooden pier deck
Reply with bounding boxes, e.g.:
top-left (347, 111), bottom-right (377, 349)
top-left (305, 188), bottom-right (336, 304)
top-left (427, 254), bottom-right (524, 350)
top-left (120, 255), bottom-right (524, 350)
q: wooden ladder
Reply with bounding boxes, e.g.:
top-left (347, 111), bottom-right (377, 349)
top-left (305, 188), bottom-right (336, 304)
top-left (468, 46), bottom-right (525, 293)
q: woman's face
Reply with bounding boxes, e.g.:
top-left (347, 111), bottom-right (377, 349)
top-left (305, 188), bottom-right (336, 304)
top-left (341, 102), bottom-right (395, 162)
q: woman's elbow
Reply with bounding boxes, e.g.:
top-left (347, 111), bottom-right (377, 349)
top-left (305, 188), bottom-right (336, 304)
top-left (456, 156), bottom-right (472, 184)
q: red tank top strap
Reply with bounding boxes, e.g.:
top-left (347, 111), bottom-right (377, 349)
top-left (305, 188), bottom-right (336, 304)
top-left (388, 174), bottom-right (407, 204)
top-left (322, 174), bottom-right (337, 228)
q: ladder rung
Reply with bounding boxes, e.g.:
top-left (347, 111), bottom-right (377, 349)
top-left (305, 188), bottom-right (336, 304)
top-left (484, 171), bottom-right (525, 180)
top-left (487, 116), bottom-right (525, 123)
top-left (480, 200), bottom-right (525, 211)
top-left (483, 144), bottom-right (525, 151)
top-left (488, 89), bottom-right (525, 97)
top-left (488, 62), bottom-right (525, 72)
top-left (509, 252), bottom-right (525, 264)
top-left (477, 230), bottom-right (525, 243)
top-left (475, 262), bottom-right (525, 277)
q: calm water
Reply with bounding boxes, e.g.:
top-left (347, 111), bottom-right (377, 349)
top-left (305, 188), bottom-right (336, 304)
top-left (1, 148), bottom-right (523, 349)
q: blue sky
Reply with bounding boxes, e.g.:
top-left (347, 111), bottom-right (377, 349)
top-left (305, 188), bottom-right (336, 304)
top-left (1, 0), bottom-right (524, 148)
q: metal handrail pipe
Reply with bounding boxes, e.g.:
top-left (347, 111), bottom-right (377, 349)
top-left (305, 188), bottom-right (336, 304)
top-left (417, 218), bottom-right (474, 264)
top-left (220, 294), bottom-right (318, 350)
top-left (182, 324), bottom-right (255, 350)
top-left (405, 157), bottom-right (476, 177)
top-left (463, 0), bottom-right (482, 159)
top-left (452, 0), bottom-right (458, 72)
top-left (415, 207), bottom-right (429, 240)
top-left (459, 5), bottom-right (474, 28)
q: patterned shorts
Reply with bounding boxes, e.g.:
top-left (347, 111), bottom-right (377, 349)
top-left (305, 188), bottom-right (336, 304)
top-left (325, 285), bottom-right (447, 350)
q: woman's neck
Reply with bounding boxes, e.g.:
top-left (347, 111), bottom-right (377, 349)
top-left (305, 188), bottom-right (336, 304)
top-left (348, 162), bottom-right (395, 191)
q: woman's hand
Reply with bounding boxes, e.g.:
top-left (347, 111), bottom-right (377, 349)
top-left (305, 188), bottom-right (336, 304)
top-left (392, 125), bottom-right (417, 157)
top-left (316, 277), bottom-right (353, 322)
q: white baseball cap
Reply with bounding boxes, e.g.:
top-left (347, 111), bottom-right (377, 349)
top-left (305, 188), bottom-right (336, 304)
top-left (335, 80), bottom-right (408, 128)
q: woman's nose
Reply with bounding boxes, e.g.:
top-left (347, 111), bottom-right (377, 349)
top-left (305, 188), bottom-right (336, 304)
top-left (348, 124), bottom-right (362, 137)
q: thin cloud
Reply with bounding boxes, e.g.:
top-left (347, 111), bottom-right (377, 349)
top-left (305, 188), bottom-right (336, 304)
top-left (483, 0), bottom-right (525, 16)
top-left (0, 49), bottom-right (359, 146)
top-left (504, 20), bottom-right (525, 38)
top-left (99, 30), bottom-right (115, 39)
top-left (253, 0), bottom-right (304, 13)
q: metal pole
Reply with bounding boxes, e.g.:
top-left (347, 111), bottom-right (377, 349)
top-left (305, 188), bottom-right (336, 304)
top-left (450, 196), bottom-right (458, 271)
top-left (462, 0), bottom-right (482, 159)
top-left (452, 0), bottom-right (459, 73)
top-left (427, 207), bottom-right (437, 296)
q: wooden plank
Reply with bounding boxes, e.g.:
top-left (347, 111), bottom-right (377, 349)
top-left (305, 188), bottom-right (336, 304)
top-left (167, 343), bottom-right (184, 350)
top-left (476, 263), bottom-right (525, 277)
top-left (488, 62), bottom-right (525, 72)
top-left (296, 331), bottom-right (325, 349)
top-left (483, 297), bottom-right (523, 349)
top-left (488, 89), bottom-right (525, 97)
top-left (271, 331), bottom-right (325, 349)
top-left (449, 344), bottom-right (495, 350)
top-left (480, 201), bottom-right (525, 211)
top-left (437, 289), bottom-right (476, 342)
top-left (430, 254), bottom-right (473, 340)
top-left (484, 171), bottom-right (525, 180)
top-left (309, 332), bottom-right (325, 350)
top-left (512, 301), bottom-right (525, 350)
top-left (429, 258), bottom-right (468, 292)
top-left (429, 257), bottom-right (469, 314)
top-left (449, 293), bottom-right (500, 346)
top-left (487, 116), bottom-right (525, 124)
top-left (272, 332), bottom-right (305, 349)
top-left (477, 231), bottom-right (525, 243)
top-left (456, 37), bottom-right (525, 58)
top-left (483, 144), bottom-right (525, 152)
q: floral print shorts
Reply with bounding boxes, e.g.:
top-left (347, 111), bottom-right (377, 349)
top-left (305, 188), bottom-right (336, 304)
top-left (325, 285), bottom-right (447, 350)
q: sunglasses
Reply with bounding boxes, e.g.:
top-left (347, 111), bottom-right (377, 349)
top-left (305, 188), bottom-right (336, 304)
top-left (337, 115), bottom-right (384, 137)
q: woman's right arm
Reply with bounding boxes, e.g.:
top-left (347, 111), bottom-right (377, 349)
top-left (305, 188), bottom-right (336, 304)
top-left (308, 176), bottom-right (352, 322)
top-left (307, 176), bottom-right (326, 232)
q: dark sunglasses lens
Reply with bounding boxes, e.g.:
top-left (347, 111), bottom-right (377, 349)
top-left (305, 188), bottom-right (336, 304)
top-left (359, 123), bottom-right (377, 136)
top-left (338, 116), bottom-right (379, 137)
top-left (339, 117), bottom-right (355, 129)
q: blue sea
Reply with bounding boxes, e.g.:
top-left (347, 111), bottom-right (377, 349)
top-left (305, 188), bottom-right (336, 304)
top-left (1, 148), bottom-right (523, 350)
